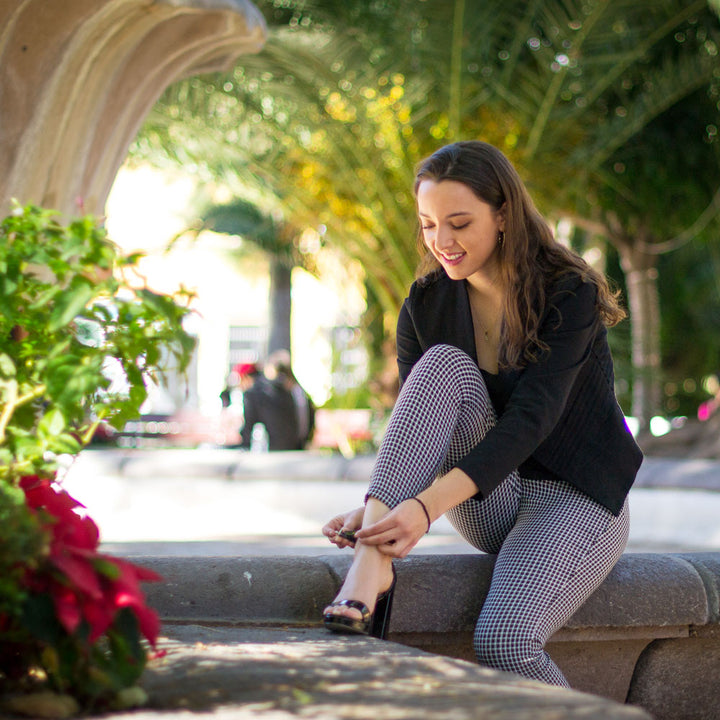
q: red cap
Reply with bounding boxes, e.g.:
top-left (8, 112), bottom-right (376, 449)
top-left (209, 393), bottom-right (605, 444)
top-left (234, 362), bottom-right (259, 377)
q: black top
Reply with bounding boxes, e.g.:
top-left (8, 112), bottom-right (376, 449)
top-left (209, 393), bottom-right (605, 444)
top-left (396, 270), bottom-right (643, 515)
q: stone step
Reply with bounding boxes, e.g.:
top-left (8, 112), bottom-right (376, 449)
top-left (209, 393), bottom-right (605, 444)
top-left (123, 625), bottom-right (650, 720)
top-left (138, 552), bottom-right (720, 719)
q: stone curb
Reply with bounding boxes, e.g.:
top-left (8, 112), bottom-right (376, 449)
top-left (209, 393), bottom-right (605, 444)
top-left (141, 552), bottom-right (720, 632)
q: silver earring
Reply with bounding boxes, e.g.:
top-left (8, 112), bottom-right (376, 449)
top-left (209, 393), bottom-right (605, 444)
top-left (497, 230), bottom-right (505, 246)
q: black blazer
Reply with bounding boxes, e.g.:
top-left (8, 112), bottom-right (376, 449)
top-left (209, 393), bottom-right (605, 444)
top-left (396, 271), bottom-right (643, 515)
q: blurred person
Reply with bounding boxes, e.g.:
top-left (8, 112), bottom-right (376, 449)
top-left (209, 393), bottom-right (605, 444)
top-left (238, 359), bottom-right (300, 451)
top-left (220, 366), bottom-right (241, 409)
top-left (265, 349), bottom-right (315, 449)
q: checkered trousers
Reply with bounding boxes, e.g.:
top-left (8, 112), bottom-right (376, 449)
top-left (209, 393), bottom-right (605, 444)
top-left (366, 344), bottom-right (630, 686)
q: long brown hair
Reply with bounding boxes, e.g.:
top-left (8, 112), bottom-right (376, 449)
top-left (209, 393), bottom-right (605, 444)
top-left (414, 141), bottom-right (625, 369)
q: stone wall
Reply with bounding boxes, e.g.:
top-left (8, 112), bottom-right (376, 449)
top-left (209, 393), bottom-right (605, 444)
top-left (141, 552), bottom-right (720, 720)
top-left (0, 0), bottom-right (266, 217)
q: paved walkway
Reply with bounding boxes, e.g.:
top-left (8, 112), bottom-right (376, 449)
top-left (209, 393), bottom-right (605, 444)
top-left (61, 448), bottom-right (720, 556)
top-left (108, 625), bottom-right (648, 720)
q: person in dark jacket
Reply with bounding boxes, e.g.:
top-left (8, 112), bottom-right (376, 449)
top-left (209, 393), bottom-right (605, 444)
top-left (238, 362), bottom-right (300, 451)
top-left (265, 349), bottom-right (315, 450)
top-left (321, 141), bottom-right (643, 686)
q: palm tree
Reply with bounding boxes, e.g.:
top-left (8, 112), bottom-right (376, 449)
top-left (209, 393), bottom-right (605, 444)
top-left (201, 198), bottom-right (299, 356)
top-left (135, 0), bottom-right (720, 423)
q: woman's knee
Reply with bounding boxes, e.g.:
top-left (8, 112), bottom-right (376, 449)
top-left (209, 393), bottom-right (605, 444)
top-left (415, 344), bottom-right (473, 371)
top-left (473, 613), bottom-right (541, 671)
top-left (408, 344), bottom-right (482, 396)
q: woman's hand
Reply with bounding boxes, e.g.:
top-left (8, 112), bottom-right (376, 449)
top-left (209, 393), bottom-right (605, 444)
top-left (322, 506), bottom-right (365, 548)
top-left (354, 499), bottom-right (429, 558)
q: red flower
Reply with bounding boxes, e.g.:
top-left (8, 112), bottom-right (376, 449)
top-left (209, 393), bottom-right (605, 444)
top-left (52, 586), bottom-right (82, 634)
top-left (51, 553), bottom-right (103, 601)
top-left (19, 475), bottom-right (162, 646)
top-left (21, 475), bottom-right (84, 518)
top-left (80, 593), bottom-right (115, 643)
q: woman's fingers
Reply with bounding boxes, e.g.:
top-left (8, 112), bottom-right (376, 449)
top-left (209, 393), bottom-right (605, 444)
top-left (378, 540), bottom-right (412, 558)
top-left (323, 502), bottom-right (426, 555)
top-left (356, 526), bottom-right (397, 546)
top-left (356, 499), bottom-right (427, 556)
top-left (322, 507), bottom-right (365, 548)
top-left (322, 516), bottom-right (344, 539)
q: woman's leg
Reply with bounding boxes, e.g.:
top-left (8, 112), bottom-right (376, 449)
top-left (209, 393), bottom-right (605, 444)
top-left (326, 344), bottom-right (519, 619)
top-left (323, 496), bottom-right (396, 621)
top-left (473, 478), bottom-right (630, 686)
top-left (369, 345), bottom-right (496, 505)
top-left (368, 344), bottom-right (521, 553)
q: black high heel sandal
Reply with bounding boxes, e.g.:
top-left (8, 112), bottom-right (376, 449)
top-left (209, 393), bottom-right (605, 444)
top-left (323, 565), bottom-right (397, 640)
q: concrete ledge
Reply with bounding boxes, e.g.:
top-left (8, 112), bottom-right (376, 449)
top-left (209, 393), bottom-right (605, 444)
top-left (142, 556), bottom-right (337, 624)
top-left (116, 625), bottom-right (650, 719)
top-left (140, 552), bottom-right (720, 718)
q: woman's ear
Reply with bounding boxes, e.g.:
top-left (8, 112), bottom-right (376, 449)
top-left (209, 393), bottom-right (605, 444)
top-left (497, 202), bottom-right (507, 232)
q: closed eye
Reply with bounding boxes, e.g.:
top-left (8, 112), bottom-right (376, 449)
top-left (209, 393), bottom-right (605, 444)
top-left (420, 221), bottom-right (470, 231)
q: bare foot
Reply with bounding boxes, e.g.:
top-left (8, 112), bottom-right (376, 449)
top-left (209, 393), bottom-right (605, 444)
top-left (324, 543), bottom-right (394, 621)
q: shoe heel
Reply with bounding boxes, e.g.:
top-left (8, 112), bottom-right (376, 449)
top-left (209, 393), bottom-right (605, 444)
top-left (370, 566), bottom-right (397, 640)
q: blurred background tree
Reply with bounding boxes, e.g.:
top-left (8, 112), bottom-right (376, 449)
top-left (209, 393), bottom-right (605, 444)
top-left (200, 198), bottom-right (308, 356)
top-left (132, 0), bottom-right (720, 425)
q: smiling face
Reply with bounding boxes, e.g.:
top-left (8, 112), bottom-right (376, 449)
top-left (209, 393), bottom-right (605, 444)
top-left (417, 179), bottom-right (505, 285)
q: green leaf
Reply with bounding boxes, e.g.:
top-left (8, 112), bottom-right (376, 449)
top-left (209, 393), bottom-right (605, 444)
top-left (21, 593), bottom-right (65, 645)
top-left (0, 377), bottom-right (18, 403)
top-left (0, 353), bottom-right (16, 377)
top-left (38, 408), bottom-right (66, 438)
top-left (92, 556), bottom-right (122, 580)
top-left (48, 432), bottom-right (82, 455)
top-left (49, 282), bottom-right (95, 331)
top-left (29, 284), bottom-right (63, 310)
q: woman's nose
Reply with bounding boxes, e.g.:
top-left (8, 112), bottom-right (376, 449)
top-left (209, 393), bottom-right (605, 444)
top-left (435, 225), bottom-right (454, 250)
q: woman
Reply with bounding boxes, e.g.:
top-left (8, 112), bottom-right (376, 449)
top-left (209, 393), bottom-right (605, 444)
top-left (322, 141), bottom-right (643, 687)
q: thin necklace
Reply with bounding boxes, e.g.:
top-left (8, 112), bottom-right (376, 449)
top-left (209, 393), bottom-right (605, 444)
top-left (467, 288), bottom-right (499, 343)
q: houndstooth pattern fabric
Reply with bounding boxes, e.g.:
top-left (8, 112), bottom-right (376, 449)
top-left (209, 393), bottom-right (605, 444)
top-left (474, 482), bottom-right (628, 685)
top-left (366, 344), bottom-right (630, 686)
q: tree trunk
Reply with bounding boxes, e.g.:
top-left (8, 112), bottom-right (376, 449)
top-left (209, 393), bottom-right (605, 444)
top-left (268, 260), bottom-right (292, 356)
top-left (617, 240), bottom-right (662, 432)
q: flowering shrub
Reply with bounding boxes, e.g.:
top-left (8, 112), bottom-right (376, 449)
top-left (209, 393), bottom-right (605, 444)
top-left (0, 204), bottom-right (195, 714)
top-left (1, 476), bottom-right (161, 709)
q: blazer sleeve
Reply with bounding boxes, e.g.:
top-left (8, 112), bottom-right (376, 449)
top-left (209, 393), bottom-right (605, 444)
top-left (396, 298), bottom-right (424, 388)
top-left (455, 277), bottom-right (601, 499)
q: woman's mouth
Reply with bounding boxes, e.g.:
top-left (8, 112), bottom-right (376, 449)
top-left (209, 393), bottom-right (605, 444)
top-left (440, 251), bottom-right (465, 266)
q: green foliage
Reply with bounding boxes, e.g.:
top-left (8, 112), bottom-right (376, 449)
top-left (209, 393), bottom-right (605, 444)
top-left (659, 237), bottom-right (720, 414)
top-left (0, 203), bottom-right (196, 481)
top-left (0, 484), bottom-right (45, 620)
top-left (17, 598), bottom-right (147, 705)
top-left (134, 0), bottom-right (720, 413)
top-left (0, 203), bottom-right (195, 712)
